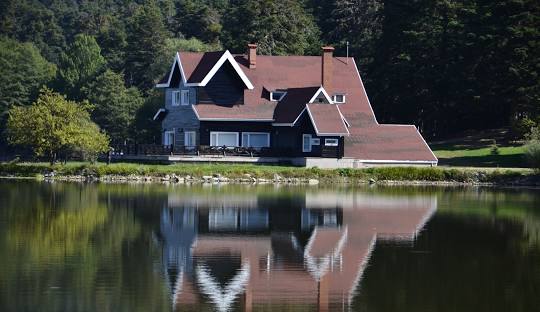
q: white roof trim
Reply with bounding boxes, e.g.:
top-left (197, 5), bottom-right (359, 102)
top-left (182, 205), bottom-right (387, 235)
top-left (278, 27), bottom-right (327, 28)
top-left (185, 50), bottom-right (254, 90)
top-left (335, 105), bottom-right (351, 135)
top-left (352, 58), bottom-right (378, 124)
top-left (191, 104), bottom-right (200, 119)
top-left (306, 105), bottom-right (350, 136)
top-left (152, 108), bottom-right (167, 120)
top-left (308, 86), bottom-right (334, 104)
top-left (156, 52), bottom-right (187, 88)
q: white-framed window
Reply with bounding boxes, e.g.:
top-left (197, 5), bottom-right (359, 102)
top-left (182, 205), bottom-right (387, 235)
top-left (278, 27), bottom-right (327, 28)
top-left (270, 91), bottom-right (286, 101)
top-left (325, 138), bottom-right (339, 146)
top-left (333, 94), bottom-right (346, 103)
top-left (184, 131), bottom-right (196, 147)
top-left (311, 138), bottom-right (320, 145)
top-left (303, 134), bottom-right (312, 152)
top-left (181, 89), bottom-right (189, 105)
top-left (172, 91), bottom-right (181, 106)
top-left (210, 132), bottom-right (239, 147)
top-left (164, 130), bottom-right (175, 146)
top-left (242, 132), bottom-right (270, 148)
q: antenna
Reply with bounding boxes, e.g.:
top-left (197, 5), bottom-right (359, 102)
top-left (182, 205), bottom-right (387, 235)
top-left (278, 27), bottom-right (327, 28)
top-left (346, 41), bottom-right (349, 64)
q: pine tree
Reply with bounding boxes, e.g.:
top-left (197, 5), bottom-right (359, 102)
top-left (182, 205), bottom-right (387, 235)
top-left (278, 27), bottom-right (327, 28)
top-left (125, 0), bottom-right (169, 92)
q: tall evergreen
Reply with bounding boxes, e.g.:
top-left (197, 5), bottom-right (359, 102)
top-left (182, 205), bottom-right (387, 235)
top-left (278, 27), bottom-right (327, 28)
top-left (125, 0), bottom-right (168, 92)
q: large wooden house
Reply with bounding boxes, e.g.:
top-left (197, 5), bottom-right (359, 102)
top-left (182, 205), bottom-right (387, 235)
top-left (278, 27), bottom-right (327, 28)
top-left (154, 44), bottom-right (437, 167)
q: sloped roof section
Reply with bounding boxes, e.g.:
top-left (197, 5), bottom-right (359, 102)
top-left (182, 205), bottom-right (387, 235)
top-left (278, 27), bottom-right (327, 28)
top-left (306, 104), bottom-right (349, 136)
top-left (345, 125), bottom-right (438, 162)
top-left (193, 103), bottom-right (276, 121)
top-left (273, 87), bottom-right (319, 124)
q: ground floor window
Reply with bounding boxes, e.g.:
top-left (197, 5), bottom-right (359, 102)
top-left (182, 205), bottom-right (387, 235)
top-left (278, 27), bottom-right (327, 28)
top-left (325, 138), bottom-right (339, 146)
top-left (242, 132), bottom-right (270, 148)
top-left (210, 131), bottom-right (239, 147)
top-left (184, 131), bottom-right (196, 147)
top-left (303, 134), bottom-right (312, 152)
top-left (164, 130), bottom-right (175, 146)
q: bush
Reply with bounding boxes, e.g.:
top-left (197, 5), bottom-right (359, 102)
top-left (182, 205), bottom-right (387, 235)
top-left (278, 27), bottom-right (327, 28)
top-left (524, 140), bottom-right (540, 170)
top-left (524, 127), bottom-right (540, 170)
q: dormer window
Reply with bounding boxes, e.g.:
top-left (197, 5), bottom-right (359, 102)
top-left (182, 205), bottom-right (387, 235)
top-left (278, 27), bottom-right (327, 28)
top-left (333, 94), bottom-right (346, 103)
top-left (270, 91), bottom-right (286, 101)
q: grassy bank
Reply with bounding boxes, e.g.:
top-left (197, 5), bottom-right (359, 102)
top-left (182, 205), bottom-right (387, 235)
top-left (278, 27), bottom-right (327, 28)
top-left (431, 128), bottom-right (526, 167)
top-left (0, 161), bottom-right (537, 185)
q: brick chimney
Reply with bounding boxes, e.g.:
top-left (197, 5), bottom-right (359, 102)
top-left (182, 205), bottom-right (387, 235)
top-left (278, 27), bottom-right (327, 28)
top-left (248, 43), bottom-right (257, 69)
top-left (322, 46), bottom-right (334, 92)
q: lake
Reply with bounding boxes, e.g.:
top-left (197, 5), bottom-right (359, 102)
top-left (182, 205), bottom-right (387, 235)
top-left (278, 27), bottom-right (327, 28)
top-left (0, 181), bottom-right (538, 312)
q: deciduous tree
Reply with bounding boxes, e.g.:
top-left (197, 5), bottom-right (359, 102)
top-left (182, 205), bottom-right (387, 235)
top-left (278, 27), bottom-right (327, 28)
top-left (6, 88), bottom-right (109, 163)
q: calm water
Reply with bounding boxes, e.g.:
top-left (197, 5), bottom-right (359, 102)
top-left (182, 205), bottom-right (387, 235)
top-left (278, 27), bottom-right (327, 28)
top-left (0, 181), bottom-right (539, 312)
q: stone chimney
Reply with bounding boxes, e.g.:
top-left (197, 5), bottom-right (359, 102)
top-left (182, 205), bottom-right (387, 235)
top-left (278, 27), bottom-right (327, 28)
top-left (248, 43), bottom-right (257, 69)
top-left (322, 46), bottom-right (334, 92)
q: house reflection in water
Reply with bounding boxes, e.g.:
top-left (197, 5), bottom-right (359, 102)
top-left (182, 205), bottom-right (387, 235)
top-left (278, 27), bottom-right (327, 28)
top-left (156, 189), bottom-right (437, 312)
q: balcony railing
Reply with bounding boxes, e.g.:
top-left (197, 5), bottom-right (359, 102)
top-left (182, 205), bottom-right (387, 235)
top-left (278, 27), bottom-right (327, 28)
top-left (111, 144), bottom-right (294, 158)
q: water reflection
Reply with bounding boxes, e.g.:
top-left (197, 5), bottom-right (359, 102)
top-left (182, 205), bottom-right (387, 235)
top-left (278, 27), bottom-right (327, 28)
top-left (157, 189), bottom-right (437, 311)
top-left (2, 182), bottom-right (539, 312)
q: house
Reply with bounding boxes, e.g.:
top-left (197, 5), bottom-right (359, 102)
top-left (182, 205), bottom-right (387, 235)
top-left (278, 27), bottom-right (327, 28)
top-left (154, 44), bottom-right (437, 168)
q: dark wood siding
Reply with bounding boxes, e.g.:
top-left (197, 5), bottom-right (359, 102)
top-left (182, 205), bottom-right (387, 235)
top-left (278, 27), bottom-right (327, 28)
top-left (199, 118), bottom-right (344, 158)
top-left (197, 62), bottom-right (244, 105)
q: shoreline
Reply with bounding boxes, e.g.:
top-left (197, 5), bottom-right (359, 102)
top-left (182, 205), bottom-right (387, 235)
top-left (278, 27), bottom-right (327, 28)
top-left (1, 162), bottom-right (538, 187)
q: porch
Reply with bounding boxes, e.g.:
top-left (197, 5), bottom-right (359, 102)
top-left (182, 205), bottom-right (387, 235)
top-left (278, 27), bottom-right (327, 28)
top-left (109, 144), bottom-right (353, 167)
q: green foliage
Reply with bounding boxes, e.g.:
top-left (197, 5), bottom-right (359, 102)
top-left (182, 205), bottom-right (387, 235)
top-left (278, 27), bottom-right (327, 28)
top-left (525, 128), bottom-right (540, 170)
top-left (152, 37), bottom-right (222, 81)
top-left (125, 0), bottom-right (169, 91)
top-left (86, 70), bottom-right (144, 143)
top-left (222, 0), bottom-right (321, 55)
top-left (133, 90), bottom-right (164, 144)
top-left (6, 88), bottom-right (109, 163)
top-left (56, 34), bottom-right (106, 100)
top-left (0, 37), bottom-right (56, 119)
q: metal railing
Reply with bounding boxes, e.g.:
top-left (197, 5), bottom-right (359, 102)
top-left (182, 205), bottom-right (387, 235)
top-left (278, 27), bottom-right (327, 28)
top-left (111, 144), bottom-right (293, 158)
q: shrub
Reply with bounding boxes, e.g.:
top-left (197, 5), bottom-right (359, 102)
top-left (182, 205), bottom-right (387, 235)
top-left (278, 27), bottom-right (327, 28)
top-left (524, 127), bottom-right (540, 170)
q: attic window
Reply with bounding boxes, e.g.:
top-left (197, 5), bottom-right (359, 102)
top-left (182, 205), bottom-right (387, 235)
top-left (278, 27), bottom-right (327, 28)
top-left (333, 94), bottom-right (346, 103)
top-left (270, 91), bottom-right (286, 101)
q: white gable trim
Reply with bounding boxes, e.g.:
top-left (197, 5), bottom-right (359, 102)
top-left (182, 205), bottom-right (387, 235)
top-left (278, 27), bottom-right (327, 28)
top-left (308, 86), bottom-right (334, 104)
top-left (152, 108), bottom-right (167, 121)
top-left (185, 50), bottom-right (254, 90)
top-left (156, 52), bottom-right (187, 88)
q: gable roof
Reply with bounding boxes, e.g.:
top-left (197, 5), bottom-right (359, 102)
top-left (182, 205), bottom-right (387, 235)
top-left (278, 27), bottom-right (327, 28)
top-left (156, 51), bottom-right (254, 89)
top-left (306, 104), bottom-right (350, 136)
top-left (273, 87), bottom-right (320, 124)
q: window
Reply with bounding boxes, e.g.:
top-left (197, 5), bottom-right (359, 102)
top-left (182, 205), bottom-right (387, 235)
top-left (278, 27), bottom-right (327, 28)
top-left (311, 138), bottom-right (320, 145)
top-left (210, 132), bottom-right (239, 147)
top-left (172, 91), bottom-right (181, 106)
top-left (164, 130), bottom-right (175, 146)
top-left (184, 131), bottom-right (196, 147)
top-left (181, 89), bottom-right (189, 105)
top-left (303, 134), bottom-right (312, 152)
top-left (172, 90), bottom-right (189, 106)
top-left (333, 94), bottom-right (346, 103)
top-left (270, 91), bottom-right (286, 101)
top-left (325, 138), bottom-right (339, 146)
top-left (242, 132), bottom-right (270, 148)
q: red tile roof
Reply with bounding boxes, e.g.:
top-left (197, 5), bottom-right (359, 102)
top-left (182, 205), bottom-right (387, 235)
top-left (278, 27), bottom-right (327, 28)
top-left (345, 125), bottom-right (437, 162)
top-left (306, 104), bottom-right (349, 135)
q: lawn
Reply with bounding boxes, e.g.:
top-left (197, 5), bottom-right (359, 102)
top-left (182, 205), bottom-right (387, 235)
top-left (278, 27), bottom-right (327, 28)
top-left (430, 128), bottom-right (527, 168)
